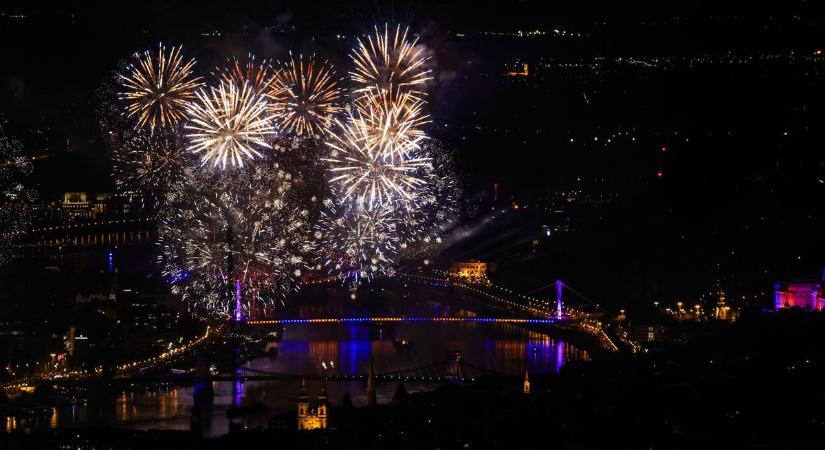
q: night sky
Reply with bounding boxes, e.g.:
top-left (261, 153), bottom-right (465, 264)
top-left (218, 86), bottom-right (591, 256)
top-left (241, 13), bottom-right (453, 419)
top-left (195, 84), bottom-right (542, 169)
top-left (2, 1), bottom-right (824, 308)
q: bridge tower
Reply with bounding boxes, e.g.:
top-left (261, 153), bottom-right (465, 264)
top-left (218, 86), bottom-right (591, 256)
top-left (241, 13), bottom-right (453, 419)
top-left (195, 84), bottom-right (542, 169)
top-left (555, 280), bottom-right (563, 319)
top-left (234, 280), bottom-right (243, 322)
top-left (446, 351), bottom-right (463, 383)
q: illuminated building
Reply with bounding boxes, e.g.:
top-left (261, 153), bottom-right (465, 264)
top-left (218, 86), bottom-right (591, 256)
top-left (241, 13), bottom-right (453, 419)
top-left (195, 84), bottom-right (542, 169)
top-left (774, 281), bottom-right (824, 311)
top-left (58, 192), bottom-right (142, 221)
top-left (450, 260), bottom-right (488, 280)
top-left (630, 324), bottom-right (670, 343)
top-left (63, 326), bottom-right (75, 356)
top-left (297, 379), bottom-right (329, 430)
top-left (61, 192), bottom-right (91, 219)
top-left (93, 193), bottom-right (113, 216)
top-left (523, 370), bottom-right (530, 394)
top-left (505, 63), bottom-right (529, 77)
top-left (713, 290), bottom-right (739, 321)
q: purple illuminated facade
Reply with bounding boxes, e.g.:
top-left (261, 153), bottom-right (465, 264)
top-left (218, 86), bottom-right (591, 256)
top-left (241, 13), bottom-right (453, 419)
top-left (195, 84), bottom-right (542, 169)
top-left (774, 282), bottom-right (823, 311)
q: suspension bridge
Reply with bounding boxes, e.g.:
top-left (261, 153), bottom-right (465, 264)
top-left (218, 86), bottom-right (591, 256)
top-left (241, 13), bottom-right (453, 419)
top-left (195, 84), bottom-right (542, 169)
top-left (241, 270), bottom-right (632, 353)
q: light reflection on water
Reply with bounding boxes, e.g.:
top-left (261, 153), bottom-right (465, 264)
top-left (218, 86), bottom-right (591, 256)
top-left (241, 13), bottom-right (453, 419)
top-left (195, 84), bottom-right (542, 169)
top-left (7, 321), bottom-right (587, 437)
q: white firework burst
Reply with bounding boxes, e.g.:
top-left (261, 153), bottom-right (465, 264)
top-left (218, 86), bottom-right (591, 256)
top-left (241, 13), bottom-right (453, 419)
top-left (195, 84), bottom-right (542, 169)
top-left (324, 113), bottom-right (432, 209)
top-left (185, 81), bottom-right (276, 168)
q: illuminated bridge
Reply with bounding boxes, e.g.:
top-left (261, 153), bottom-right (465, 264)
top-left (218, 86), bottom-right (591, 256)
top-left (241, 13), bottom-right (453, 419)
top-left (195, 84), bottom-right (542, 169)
top-left (244, 317), bottom-right (558, 326)
top-left (241, 270), bottom-right (634, 353)
top-left (391, 271), bottom-right (635, 352)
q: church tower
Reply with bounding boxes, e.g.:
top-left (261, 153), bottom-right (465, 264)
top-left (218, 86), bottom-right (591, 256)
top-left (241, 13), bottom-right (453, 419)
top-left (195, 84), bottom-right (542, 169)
top-left (523, 370), bottom-right (531, 394)
top-left (317, 382), bottom-right (329, 428)
top-left (297, 378), bottom-right (309, 429)
top-left (715, 290), bottom-right (729, 320)
top-left (296, 379), bottom-right (330, 430)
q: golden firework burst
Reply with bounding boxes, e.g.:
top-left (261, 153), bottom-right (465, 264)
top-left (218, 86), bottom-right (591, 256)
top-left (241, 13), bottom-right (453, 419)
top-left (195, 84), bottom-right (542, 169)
top-left (119, 43), bottom-right (202, 131)
top-left (270, 53), bottom-right (343, 138)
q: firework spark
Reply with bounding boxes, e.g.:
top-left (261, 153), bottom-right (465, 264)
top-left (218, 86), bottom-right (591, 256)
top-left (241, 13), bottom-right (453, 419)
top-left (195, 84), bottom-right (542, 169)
top-left (185, 81), bottom-right (276, 168)
top-left (350, 24), bottom-right (432, 101)
top-left (119, 43), bottom-right (202, 131)
top-left (158, 163), bottom-right (314, 315)
top-left (394, 140), bottom-right (461, 260)
top-left (111, 131), bottom-right (187, 202)
top-left (270, 53), bottom-right (343, 138)
top-left (315, 199), bottom-right (397, 277)
top-left (324, 113), bottom-right (432, 208)
top-left (0, 122), bottom-right (35, 266)
top-left (354, 90), bottom-right (429, 158)
top-left (217, 54), bottom-right (279, 96)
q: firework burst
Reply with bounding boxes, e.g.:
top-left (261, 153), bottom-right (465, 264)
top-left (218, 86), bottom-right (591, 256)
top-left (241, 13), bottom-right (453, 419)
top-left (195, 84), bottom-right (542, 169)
top-left (111, 131), bottom-right (188, 202)
top-left (394, 140), bottom-right (461, 261)
top-left (315, 199), bottom-right (397, 277)
top-left (158, 163), bottom-right (314, 315)
top-left (350, 23), bottom-right (432, 101)
top-left (185, 81), bottom-right (276, 168)
top-left (354, 90), bottom-right (429, 158)
top-left (270, 53), bottom-right (343, 138)
top-left (0, 122), bottom-right (36, 266)
top-left (217, 54), bottom-right (279, 97)
top-left (324, 113), bottom-right (432, 209)
top-left (119, 44), bottom-right (202, 131)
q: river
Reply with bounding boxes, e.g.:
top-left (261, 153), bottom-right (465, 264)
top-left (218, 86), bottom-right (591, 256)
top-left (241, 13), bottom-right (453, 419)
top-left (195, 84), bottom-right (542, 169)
top-left (31, 318), bottom-right (588, 436)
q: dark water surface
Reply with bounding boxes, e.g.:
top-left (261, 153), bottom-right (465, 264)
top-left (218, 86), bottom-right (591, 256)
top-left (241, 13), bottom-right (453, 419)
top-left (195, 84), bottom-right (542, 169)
top-left (33, 320), bottom-right (587, 436)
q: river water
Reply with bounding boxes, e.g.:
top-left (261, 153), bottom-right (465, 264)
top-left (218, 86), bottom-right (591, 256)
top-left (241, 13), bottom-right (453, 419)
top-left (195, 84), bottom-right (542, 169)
top-left (33, 319), bottom-right (588, 436)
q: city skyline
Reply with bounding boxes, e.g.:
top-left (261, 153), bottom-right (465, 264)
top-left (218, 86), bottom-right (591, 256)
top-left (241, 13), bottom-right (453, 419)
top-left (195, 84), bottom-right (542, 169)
top-left (0, 1), bottom-right (823, 448)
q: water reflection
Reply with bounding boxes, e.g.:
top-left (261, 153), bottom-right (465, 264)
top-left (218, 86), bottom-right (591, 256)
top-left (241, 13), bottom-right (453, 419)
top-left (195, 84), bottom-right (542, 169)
top-left (5, 321), bottom-right (587, 437)
top-left (250, 322), bottom-right (588, 378)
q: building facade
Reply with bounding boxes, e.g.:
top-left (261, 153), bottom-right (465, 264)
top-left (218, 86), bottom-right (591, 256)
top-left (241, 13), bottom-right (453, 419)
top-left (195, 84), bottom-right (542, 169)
top-left (450, 260), bottom-right (488, 280)
top-left (297, 380), bottom-right (329, 430)
top-left (774, 282), bottom-right (824, 311)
